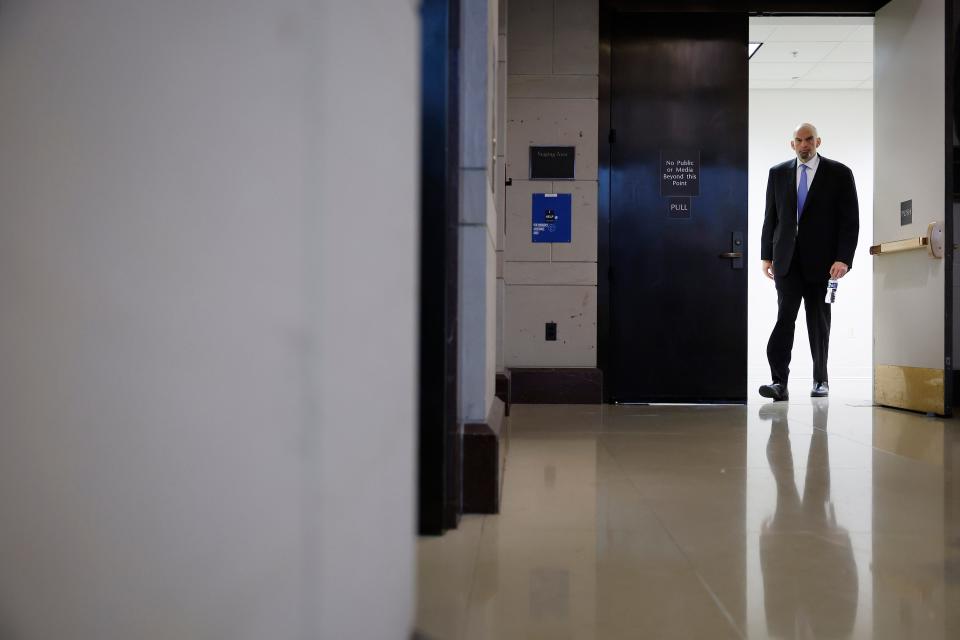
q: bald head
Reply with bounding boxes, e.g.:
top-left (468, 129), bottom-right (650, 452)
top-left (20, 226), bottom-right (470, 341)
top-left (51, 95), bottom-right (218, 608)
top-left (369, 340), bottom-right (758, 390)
top-left (791, 123), bottom-right (821, 163)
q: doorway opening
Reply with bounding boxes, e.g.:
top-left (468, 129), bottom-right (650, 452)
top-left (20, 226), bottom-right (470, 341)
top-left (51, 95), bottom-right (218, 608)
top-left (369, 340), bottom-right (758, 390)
top-left (748, 16), bottom-right (875, 402)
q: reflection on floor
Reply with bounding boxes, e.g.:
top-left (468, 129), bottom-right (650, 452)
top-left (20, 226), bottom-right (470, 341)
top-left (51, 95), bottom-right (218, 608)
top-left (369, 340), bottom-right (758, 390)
top-left (417, 397), bottom-right (960, 639)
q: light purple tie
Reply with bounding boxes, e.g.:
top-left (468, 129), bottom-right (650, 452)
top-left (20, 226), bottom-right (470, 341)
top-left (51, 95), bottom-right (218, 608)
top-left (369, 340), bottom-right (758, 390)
top-left (797, 164), bottom-right (809, 222)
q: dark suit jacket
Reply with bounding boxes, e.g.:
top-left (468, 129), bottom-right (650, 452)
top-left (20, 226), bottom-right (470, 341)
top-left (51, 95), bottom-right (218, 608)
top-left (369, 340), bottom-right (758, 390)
top-left (760, 155), bottom-right (859, 282)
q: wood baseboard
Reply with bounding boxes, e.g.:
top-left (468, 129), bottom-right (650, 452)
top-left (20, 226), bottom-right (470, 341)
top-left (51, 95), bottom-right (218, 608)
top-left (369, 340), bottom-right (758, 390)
top-left (463, 397), bottom-right (507, 514)
top-left (495, 372), bottom-right (511, 416)
top-left (875, 364), bottom-right (945, 415)
top-left (508, 367), bottom-right (603, 404)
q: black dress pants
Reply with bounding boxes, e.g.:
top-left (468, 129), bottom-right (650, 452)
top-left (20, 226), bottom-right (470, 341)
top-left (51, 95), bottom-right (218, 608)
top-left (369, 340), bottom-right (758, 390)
top-left (766, 253), bottom-right (831, 386)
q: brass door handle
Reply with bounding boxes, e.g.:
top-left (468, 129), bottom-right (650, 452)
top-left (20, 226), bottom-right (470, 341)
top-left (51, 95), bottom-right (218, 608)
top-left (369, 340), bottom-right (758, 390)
top-left (869, 221), bottom-right (944, 258)
top-left (723, 232), bottom-right (744, 270)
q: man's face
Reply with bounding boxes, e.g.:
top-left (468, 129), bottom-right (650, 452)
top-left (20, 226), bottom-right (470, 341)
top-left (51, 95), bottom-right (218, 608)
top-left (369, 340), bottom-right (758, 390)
top-left (790, 127), bottom-right (820, 162)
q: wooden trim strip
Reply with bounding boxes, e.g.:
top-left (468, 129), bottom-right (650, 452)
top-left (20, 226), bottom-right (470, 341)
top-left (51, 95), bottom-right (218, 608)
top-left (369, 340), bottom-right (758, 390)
top-left (463, 397), bottom-right (507, 514)
top-left (508, 367), bottom-right (604, 404)
top-left (874, 364), bottom-right (945, 415)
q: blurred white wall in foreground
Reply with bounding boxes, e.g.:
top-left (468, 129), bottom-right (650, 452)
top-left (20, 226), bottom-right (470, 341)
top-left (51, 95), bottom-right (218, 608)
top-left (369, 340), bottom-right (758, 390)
top-left (0, 1), bottom-right (418, 638)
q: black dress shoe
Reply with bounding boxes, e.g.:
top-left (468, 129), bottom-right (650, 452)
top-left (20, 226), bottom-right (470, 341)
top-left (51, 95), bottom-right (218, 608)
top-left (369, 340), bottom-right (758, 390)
top-left (759, 383), bottom-right (789, 401)
top-left (811, 382), bottom-right (829, 397)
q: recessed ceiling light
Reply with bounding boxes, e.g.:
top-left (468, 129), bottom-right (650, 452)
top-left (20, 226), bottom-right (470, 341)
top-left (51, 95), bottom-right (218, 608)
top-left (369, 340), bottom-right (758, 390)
top-left (748, 42), bottom-right (763, 59)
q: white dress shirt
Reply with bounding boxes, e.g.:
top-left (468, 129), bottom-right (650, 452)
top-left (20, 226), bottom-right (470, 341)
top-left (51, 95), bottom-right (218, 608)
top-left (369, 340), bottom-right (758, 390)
top-left (796, 152), bottom-right (820, 190)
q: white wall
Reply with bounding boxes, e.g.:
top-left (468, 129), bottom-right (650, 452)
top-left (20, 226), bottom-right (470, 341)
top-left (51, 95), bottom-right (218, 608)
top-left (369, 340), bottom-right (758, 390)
top-left (459, 0), bottom-right (499, 423)
top-left (0, 1), bottom-right (418, 638)
top-left (749, 90), bottom-right (874, 394)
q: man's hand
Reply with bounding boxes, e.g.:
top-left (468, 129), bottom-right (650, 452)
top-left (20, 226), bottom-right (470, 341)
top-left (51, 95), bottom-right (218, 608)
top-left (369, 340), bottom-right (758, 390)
top-left (829, 261), bottom-right (849, 279)
top-left (761, 260), bottom-right (775, 280)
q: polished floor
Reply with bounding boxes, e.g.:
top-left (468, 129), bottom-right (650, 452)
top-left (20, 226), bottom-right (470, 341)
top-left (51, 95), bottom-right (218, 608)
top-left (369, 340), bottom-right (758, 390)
top-left (417, 396), bottom-right (960, 639)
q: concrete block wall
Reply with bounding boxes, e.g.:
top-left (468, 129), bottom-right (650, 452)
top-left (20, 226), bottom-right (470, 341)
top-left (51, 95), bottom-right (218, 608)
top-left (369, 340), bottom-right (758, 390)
top-left (502, 0), bottom-right (599, 369)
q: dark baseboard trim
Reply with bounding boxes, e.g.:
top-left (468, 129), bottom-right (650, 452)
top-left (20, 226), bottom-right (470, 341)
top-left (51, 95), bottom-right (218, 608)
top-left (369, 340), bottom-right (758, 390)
top-left (463, 397), bottom-right (507, 514)
top-left (508, 367), bottom-right (603, 404)
top-left (443, 498), bottom-right (460, 530)
top-left (495, 371), bottom-right (511, 416)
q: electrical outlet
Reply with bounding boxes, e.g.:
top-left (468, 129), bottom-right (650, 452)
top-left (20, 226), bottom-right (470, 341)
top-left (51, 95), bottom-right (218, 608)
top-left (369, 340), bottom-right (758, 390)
top-left (545, 322), bottom-right (557, 341)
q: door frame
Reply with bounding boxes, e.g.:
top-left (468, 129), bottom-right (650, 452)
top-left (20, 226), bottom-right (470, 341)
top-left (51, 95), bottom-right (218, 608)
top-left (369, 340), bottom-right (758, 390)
top-left (942, 0), bottom-right (955, 413)
top-left (419, 0), bottom-right (461, 535)
top-left (598, 0), bottom-right (912, 405)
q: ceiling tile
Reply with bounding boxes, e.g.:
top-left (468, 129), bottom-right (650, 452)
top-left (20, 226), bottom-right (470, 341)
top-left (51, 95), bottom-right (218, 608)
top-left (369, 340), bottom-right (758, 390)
top-left (749, 62), bottom-right (814, 81)
top-left (791, 79), bottom-right (866, 89)
top-left (746, 18), bottom-right (875, 91)
top-left (749, 41), bottom-right (840, 63)
top-left (822, 41), bottom-right (872, 63)
top-left (749, 25), bottom-right (777, 42)
top-left (749, 80), bottom-right (797, 89)
top-left (848, 25), bottom-right (874, 42)
top-left (766, 25), bottom-right (859, 42)
top-left (804, 62), bottom-right (872, 81)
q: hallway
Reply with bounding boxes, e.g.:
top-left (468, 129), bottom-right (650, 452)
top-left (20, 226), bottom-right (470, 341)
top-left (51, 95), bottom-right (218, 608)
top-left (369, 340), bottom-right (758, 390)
top-left (417, 399), bottom-right (960, 639)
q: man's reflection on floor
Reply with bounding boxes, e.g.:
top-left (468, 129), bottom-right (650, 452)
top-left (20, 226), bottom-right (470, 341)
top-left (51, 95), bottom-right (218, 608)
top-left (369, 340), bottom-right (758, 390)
top-left (759, 400), bottom-right (858, 639)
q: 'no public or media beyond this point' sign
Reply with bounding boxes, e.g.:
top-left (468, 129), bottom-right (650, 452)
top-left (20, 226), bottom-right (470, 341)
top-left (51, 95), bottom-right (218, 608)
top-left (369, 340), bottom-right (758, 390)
top-left (660, 151), bottom-right (700, 198)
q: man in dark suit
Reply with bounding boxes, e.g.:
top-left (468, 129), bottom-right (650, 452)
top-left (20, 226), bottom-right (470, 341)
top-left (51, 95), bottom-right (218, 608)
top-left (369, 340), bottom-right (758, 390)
top-left (759, 123), bottom-right (859, 401)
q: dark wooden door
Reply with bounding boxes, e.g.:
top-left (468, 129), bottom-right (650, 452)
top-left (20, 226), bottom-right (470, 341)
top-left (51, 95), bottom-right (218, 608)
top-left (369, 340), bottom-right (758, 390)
top-left (606, 12), bottom-right (748, 403)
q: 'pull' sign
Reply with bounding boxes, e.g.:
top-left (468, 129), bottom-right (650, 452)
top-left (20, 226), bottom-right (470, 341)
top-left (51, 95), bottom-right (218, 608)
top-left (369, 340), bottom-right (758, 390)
top-left (668, 197), bottom-right (691, 219)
